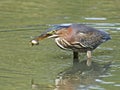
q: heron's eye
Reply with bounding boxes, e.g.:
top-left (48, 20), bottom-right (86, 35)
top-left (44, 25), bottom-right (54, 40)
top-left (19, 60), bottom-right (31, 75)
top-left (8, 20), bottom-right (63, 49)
top-left (47, 30), bottom-right (56, 34)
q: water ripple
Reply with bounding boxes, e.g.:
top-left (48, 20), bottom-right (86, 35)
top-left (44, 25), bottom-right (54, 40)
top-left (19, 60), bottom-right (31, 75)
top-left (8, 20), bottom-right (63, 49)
top-left (96, 79), bottom-right (115, 84)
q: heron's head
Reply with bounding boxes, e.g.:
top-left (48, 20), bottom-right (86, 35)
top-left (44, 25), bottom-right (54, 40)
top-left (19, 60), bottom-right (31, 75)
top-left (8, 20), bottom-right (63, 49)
top-left (30, 25), bottom-right (71, 46)
top-left (30, 29), bottom-right (61, 46)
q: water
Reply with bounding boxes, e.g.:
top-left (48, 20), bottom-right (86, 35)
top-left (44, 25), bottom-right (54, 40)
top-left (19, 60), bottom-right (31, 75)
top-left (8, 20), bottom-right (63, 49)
top-left (0, 0), bottom-right (120, 90)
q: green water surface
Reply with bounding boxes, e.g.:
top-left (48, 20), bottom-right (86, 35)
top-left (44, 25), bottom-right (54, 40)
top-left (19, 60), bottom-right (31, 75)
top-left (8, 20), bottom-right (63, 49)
top-left (0, 0), bottom-right (120, 90)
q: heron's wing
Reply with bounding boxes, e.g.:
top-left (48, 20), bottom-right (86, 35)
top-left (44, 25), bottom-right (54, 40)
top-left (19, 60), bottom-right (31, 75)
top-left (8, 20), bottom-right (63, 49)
top-left (75, 30), bottom-right (110, 49)
top-left (71, 24), bottom-right (111, 49)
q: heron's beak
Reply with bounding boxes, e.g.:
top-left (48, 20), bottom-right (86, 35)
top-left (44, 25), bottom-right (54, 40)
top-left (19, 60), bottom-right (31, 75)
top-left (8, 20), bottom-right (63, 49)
top-left (30, 30), bottom-right (59, 46)
top-left (30, 34), bottom-right (47, 46)
top-left (47, 34), bottom-right (59, 38)
top-left (30, 33), bottom-right (53, 46)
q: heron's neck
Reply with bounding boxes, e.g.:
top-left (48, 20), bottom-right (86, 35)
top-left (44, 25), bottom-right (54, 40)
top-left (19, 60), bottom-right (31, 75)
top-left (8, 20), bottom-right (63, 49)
top-left (55, 38), bottom-right (71, 50)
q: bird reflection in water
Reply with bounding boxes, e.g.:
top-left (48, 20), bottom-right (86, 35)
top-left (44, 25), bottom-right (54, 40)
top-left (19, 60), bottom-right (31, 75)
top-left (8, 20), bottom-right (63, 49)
top-left (54, 60), bottom-right (111, 90)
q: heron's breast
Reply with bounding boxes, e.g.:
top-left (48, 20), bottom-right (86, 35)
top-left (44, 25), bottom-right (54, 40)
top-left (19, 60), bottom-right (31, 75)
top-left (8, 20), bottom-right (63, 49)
top-left (55, 38), bottom-right (72, 50)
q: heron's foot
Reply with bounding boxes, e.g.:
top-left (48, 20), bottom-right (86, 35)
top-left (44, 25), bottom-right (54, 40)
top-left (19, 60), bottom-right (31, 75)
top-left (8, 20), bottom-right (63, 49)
top-left (86, 51), bottom-right (92, 66)
top-left (86, 59), bottom-right (92, 66)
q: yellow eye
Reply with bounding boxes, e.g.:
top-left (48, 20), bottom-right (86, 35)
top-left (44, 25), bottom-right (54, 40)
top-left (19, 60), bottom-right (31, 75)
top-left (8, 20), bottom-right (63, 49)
top-left (52, 30), bottom-right (56, 33)
top-left (47, 30), bottom-right (56, 34)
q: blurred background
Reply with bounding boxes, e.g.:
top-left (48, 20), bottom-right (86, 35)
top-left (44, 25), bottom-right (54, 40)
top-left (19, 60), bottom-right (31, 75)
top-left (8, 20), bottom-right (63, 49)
top-left (0, 0), bottom-right (120, 90)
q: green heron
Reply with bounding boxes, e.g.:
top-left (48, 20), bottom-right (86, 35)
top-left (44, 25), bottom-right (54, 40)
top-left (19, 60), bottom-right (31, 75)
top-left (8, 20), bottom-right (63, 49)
top-left (30, 24), bottom-right (111, 66)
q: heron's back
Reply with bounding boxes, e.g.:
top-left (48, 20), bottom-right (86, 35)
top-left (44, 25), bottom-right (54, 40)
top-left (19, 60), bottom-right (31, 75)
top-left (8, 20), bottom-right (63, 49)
top-left (71, 24), bottom-right (111, 50)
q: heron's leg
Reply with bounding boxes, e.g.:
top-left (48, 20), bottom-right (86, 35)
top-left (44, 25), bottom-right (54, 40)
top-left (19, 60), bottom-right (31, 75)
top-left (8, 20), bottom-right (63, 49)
top-left (73, 51), bottom-right (79, 64)
top-left (86, 50), bottom-right (92, 66)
